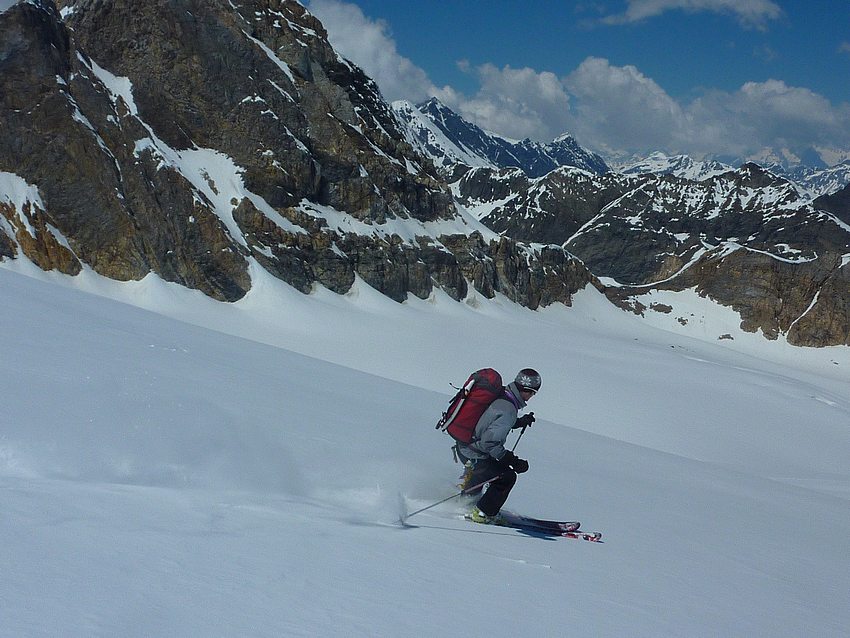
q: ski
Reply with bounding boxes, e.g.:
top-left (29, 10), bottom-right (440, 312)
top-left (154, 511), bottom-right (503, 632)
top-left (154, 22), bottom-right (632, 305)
top-left (499, 511), bottom-right (581, 532)
top-left (464, 514), bottom-right (602, 542)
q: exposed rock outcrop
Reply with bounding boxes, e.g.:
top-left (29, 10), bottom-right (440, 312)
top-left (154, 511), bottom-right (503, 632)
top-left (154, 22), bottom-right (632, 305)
top-left (0, 0), bottom-right (594, 308)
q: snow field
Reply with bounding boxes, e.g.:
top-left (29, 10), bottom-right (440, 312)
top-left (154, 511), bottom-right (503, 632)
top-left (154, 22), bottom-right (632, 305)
top-left (1, 264), bottom-right (849, 636)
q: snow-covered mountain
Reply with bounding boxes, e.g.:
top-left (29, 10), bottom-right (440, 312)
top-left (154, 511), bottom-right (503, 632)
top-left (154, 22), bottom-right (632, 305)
top-left (616, 151), bottom-right (732, 182)
top-left (392, 99), bottom-right (494, 171)
top-left (454, 163), bottom-right (850, 346)
top-left (3, 258), bottom-right (850, 637)
top-left (786, 160), bottom-right (850, 198)
top-left (615, 151), bottom-right (850, 198)
top-left (393, 97), bottom-right (609, 177)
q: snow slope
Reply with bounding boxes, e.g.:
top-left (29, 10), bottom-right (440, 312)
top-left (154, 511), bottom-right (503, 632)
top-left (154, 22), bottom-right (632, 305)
top-left (2, 263), bottom-right (850, 637)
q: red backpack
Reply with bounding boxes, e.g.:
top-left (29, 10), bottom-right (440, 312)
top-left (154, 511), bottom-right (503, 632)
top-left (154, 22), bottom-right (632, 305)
top-left (435, 368), bottom-right (504, 443)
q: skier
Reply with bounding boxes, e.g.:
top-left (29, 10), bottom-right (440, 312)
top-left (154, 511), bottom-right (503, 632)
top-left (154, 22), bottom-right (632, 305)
top-left (456, 368), bottom-right (541, 523)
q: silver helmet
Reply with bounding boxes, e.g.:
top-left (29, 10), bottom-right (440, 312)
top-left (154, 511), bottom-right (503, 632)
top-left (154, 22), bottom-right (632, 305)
top-left (515, 368), bottom-right (542, 393)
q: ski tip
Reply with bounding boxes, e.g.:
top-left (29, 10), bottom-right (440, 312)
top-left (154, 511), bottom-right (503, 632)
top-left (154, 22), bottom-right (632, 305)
top-left (565, 531), bottom-right (602, 542)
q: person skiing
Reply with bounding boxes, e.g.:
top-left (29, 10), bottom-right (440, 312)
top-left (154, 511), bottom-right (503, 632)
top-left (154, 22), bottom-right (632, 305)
top-left (456, 368), bottom-right (541, 523)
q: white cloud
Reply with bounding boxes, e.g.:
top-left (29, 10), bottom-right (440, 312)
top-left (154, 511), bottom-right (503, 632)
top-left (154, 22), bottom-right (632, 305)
top-left (687, 80), bottom-right (850, 156)
top-left (563, 59), bottom-right (850, 160)
top-left (600, 0), bottom-right (783, 30)
top-left (565, 57), bottom-right (684, 151)
top-left (447, 64), bottom-right (573, 141)
top-left (306, 0), bottom-right (440, 102)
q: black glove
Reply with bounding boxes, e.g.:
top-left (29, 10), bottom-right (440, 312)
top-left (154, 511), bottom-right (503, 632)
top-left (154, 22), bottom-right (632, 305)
top-left (500, 451), bottom-right (529, 474)
top-left (513, 412), bottom-right (535, 429)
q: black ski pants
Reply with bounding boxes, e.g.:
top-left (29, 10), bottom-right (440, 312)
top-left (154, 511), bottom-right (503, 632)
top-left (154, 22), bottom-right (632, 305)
top-left (467, 457), bottom-right (517, 516)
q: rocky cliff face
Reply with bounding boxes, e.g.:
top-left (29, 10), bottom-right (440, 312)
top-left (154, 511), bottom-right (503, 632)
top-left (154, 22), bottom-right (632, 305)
top-left (0, 0), bottom-right (594, 307)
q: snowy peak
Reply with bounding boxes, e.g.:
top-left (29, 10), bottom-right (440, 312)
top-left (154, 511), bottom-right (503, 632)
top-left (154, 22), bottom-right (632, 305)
top-left (391, 100), bottom-right (492, 171)
top-left (618, 152), bottom-right (732, 182)
top-left (393, 97), bottom-right (609, 178)
top-left (617, 151), bottom-right (850, 199)
top-left (780, 161), bottom-right (850, 199)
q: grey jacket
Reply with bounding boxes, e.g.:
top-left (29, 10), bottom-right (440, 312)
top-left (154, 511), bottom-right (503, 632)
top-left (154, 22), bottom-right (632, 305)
top-left (457, 382), bottom-right (527, 462)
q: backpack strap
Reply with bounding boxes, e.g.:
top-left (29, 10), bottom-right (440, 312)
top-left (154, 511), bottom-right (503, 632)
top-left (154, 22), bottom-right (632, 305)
top-left (503, 387), bottom-right (522, 410)
top-left (436, 376), bottom-right (476, 431)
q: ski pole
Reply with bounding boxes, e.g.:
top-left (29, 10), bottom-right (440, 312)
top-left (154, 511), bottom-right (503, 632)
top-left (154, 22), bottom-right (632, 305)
top-left (511, 425), bottom-right (527, 452)
top-left (400, 474), bottom-right (505, 523)
top-left (511, 411), bottom-right (534, 452)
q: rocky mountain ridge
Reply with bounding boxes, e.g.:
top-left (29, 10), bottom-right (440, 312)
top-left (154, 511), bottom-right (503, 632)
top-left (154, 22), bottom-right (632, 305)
top-left (783, 161), bottom-right (850, 199)
top-left (393, 97), bottom-right (609, 178)
top-left (401, 98), bottom-right (850, 346)
top-left (616, 152), bottom-right (733, 182)
top-left (397, 99), bottom-right (850, 200)
top-left (612, 152), bottom-right (850, 200)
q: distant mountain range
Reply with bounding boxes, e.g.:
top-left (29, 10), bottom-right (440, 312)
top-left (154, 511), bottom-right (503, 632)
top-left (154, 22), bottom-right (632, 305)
top-left (396, 100), bottom-right (850, 200)
top-left (778, 162), bottom-right (850, 199)
top-left (615, 152), bottom-right (733, 182)
top-left (393, 98), bottom-right (609, 178)
top-left (616, 153), bottom-right (850, 200)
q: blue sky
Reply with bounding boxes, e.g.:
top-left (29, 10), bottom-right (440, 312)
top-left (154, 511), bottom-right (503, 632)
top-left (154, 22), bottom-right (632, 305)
top-left (307, 0), bottom-right (850, 165)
